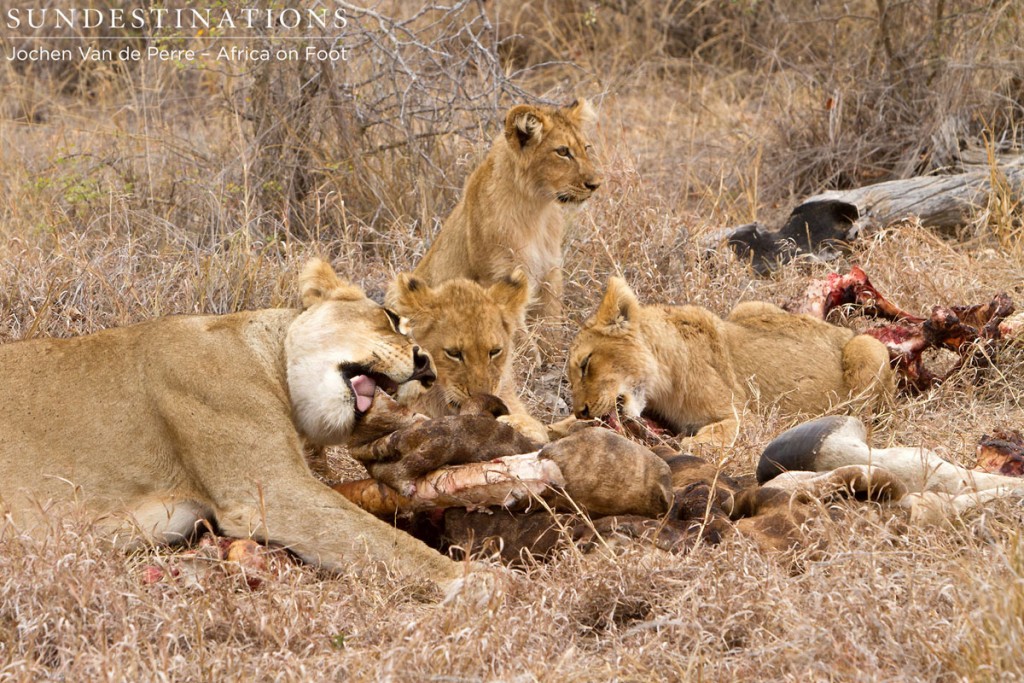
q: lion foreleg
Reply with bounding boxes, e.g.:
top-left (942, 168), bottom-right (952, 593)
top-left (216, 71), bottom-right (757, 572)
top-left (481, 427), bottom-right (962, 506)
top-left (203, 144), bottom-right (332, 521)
top-left (496, 390), bottom-right (549, 444)
top-left (680, 416), bottom-right (740, 450)
top-left (213, 475), bottom-right (464, 582)
top-left (164, 394), bottom-right (463, 585)
top-left (534, 267), bottom-right (564, 320)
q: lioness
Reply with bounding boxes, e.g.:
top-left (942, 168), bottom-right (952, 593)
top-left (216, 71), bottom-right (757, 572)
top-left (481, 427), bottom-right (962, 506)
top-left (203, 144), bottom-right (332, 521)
top-left (414, 99), bottom-right (602, 318)
top-left (568, 278), bottom-right (894, 447)
top-left (387, 270), bottom-right (549, 443)
top-left (0, 259), bottom-right (469, 587)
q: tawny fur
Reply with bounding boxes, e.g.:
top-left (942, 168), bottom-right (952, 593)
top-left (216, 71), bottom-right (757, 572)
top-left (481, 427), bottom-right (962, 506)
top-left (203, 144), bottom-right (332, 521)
top-left (413, 99), bottom-right (602, 318)
top-left (387, 270), bottom-right (549, 443)
top-left (0, 259), bottom-right (465, 587)
top-left (568, 278), bottom-right (895, 447)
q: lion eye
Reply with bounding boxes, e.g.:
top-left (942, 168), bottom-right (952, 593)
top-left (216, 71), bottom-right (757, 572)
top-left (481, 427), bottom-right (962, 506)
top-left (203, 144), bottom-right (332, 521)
top-left (489, 347), bottom-right (503, 359)
top-left (555, 146), bottom-right (572, 159)
top-left (444, 348), bottom-right (464, 362)
top-left (383, 308), bottom-right (402, 332)
top-left (579, 354), bottom-right (591, 377)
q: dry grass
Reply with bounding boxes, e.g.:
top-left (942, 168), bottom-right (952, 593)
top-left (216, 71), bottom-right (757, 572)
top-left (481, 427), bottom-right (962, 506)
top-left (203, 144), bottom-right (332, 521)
top-left (2, 1), bottom-right (1024, 680)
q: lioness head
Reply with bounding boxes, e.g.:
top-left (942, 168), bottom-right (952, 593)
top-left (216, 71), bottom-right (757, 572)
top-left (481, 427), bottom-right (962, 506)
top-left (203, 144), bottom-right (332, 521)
top-left (286, 259), bottom-right (436, 445)
top-left (388, 271), bottom-right (529, 411)
top-left (503, 99), bottom-right (602, 204)
top-left (568, 277), bottom-right (658, 422)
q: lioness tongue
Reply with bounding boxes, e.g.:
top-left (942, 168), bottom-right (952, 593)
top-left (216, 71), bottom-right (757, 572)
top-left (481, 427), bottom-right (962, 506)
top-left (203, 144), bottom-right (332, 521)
top-left (350, 375), bottom-right (377, 413)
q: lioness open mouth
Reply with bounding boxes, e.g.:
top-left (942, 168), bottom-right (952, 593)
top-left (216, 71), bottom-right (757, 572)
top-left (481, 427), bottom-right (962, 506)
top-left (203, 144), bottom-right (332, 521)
top-left (340, 364), bottom-right (400, 417)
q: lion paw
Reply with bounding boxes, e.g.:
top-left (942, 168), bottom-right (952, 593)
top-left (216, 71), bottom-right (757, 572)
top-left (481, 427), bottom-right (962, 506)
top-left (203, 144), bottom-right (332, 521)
top-left (497, 413), bottom-right (549, 445)
top-left (545, 415), bottom-right (603, 440)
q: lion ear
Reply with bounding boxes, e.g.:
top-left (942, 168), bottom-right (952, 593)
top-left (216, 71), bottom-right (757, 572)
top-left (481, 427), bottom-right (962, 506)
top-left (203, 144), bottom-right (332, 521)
top-left (488, 269), bottom-right (530, 328)
top-left (387, 272), bottom-right (434, 316)
top-left (505, 104), bottom-right (548, 150)
top-left (588, 277), bottom-right (639, 334)
top-left (566, 98), bottom-right (597, 126)
top-left (299, 258), bottom-right (364, 309)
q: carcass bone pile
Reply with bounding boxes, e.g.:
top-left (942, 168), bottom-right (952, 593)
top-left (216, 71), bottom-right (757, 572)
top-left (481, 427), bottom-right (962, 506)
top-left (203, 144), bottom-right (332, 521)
top-left (757, 415), bottom-right (1024, 525)
top-left (976, 428), bottom-right (1024, 476)
top-left (786, 265), bottom-right (1021, 391)
top-left (336, 393), bottom-right (674, 520)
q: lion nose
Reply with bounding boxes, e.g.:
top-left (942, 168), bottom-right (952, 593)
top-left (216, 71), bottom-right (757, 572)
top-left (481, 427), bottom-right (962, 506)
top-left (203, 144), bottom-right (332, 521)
top-left (576, 404), bottom-right (591, 419)
top-left (584, 179), bottom-right (601, 192)
top-left (410, 346), bottom-right (435, 387)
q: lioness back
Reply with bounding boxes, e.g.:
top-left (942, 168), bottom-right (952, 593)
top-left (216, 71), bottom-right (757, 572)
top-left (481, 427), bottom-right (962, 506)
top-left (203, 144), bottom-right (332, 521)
top-left (414, 99), bottom-right (601, 318)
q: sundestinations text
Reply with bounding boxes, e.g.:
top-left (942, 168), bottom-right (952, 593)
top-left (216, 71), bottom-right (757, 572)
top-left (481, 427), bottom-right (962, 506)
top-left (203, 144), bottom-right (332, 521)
top-left (4, 7), bottom-right (348, 31)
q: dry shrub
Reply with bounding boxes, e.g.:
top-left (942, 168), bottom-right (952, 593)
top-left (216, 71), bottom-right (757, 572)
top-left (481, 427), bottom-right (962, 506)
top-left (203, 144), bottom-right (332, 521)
top-left (0, 0), bottom-right (144, 111)
top-left (496, 0), bottom-right (776, 84)
top-left (233, 1), bottom-right (541, 244)
top-left (760, 0), bottom-right (1024, 197)
top-left (503, 0), bottom-right (1024, 203)
top-left (0, 1), bottom-right (541, 253)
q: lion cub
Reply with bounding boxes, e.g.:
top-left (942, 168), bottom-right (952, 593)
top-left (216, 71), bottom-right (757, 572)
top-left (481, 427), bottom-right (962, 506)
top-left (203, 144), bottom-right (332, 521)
top-left (414, 99), bottom-right (602, 318)
top-left (568, 278), bottom-right (895, 447)
top-left (388, 269), bottom-right (549, 443)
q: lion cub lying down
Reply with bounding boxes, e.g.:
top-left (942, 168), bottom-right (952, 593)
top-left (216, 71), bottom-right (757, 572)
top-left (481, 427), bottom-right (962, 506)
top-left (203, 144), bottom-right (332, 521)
top-left (568, 278), bottom-right (895, 446)
top-left (0, 259), bottom-right (471, 588)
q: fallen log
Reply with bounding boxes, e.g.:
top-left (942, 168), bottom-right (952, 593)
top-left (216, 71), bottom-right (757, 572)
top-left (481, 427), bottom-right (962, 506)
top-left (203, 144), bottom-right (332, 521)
top-left (806, 160), bottom-right (1024, 235)
top-left (704, 160), bottom-right (1024, 272)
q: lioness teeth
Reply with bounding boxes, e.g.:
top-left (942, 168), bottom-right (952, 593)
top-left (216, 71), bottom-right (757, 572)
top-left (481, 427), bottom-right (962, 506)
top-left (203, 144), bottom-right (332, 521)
top-left (350, 375), bottom-right (377, 413)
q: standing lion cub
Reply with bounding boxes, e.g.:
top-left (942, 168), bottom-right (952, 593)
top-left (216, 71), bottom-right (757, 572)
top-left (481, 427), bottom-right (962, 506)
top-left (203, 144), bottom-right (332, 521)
top-left (568, 278), bottom-right (895, 447)
top-left (0, 259), bottom-right (470, 588)
top-left (414, 99), bottom-right (602, 318)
